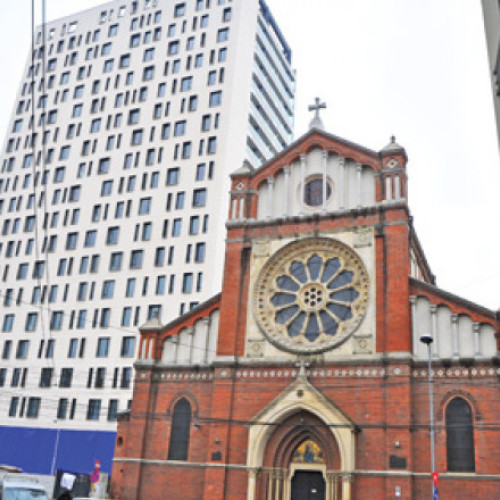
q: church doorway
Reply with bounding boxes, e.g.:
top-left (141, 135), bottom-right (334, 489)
top-left (291, 471), bottom-right (326, 500)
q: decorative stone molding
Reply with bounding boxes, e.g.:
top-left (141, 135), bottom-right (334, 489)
top-left (253, 238), bottom-right (369, 354)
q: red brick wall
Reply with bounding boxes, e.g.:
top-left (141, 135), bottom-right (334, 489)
top-left (112, 362), bottom-right (500, 499)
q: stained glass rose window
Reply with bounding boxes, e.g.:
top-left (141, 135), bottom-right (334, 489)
top-left (253, 238), bottom-right (369, 353)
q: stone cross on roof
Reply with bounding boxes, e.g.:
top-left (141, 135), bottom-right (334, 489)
top-left (308, 97), bottom-right (326, 130)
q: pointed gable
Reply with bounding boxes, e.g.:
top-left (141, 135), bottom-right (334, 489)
top-left (229, 129), bottom-right (408, 222)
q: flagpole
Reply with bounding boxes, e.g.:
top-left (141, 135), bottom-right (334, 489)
top-left (420, 333), bottom-right (436, 498)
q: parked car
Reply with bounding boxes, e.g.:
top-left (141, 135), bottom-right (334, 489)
top-left (0, 473), bottom-right (49, 500)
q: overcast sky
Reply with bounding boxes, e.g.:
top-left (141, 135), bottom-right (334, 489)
top-left (1, 0), bottom-right (499, 310)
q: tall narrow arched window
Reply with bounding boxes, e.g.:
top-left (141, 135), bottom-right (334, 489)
top-left (168, 398), bottom-right (191, 460)
top-left (446, 397), bottom-right (475, 472)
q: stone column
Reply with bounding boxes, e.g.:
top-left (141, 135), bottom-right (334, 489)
top-left (326, 472), bottom-right (338, 500)
top-left (283, 165), bottom-right (290, 217)
top-left (356, 163), bottom-right (362, 207)
top-left (322, 150), bottom-right (328, 212)
top-left (267, 469), bottom-right (274, 500)
top-left (246, 468), bottom-right (259, 500)
top-left (168, 337), bottom-right (177, 364)
top-left (339, 157), bottom-right (345, 209)
top-left (451, 314), bottom-right (459, 359)
top-left (410, 296), bottom-right (417, 354)
top-left (385, 176), bottom-right (392, 201)
top-left (238, 196), bottom-right (245, 220)
top-left (231, 197), bottom-right (237, 220)
top-left (430, 304), bottom-right (438, 358)
top-left (300, 154), bottom-right (306, 215)
top-left (473, 322), bottom-right (481, 356)
top-left (274, 469), bottom-right (283, 500)
top-left (267, 177), bottom-right (274, 219)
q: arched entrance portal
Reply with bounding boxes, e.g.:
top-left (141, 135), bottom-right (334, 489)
top-left (258, 411), bottom-right (343, 500)
top-left (245, 375), bottom-right (356, 500)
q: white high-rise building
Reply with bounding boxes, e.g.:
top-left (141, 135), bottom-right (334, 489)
top-left (0, 0), bottom-right (294, 475)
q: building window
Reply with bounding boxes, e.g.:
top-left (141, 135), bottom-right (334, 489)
top-left (139, 197), bottom-right (152, 215)
top-left (108, 399), bottom-right (118, 421)
top-left (103, 59), bottom-right (114, 72)
top-left (84, 230), bottom-right (97, 247)
top-left (107, 226), bottom-right (120, 245)
top-left (25, 312), bottom-right (38, 331)
top-left (102, 280), bottom-right (115, 299)
top-left (60, 368), bottom-right (73, 388)
top-left (192, 188), bottom-right (207, 207)
top-left (121, 367), bottom-right (132, 388)
top-left (143, 65), bottom-right (155, 81)
top-left (50, 311), bottom-right (64, 330)
top-left (217, 28), bottom-right (229, 42)
top-left (174, 120), bottom-right (186, 136)
top-left (16, 340), bottom-right (29, 359)
top-left (304, 178), bottom-right (332, 207)
top-left (122, 307), bottom-right (132, 327)
top-left (40, 367), bottom-right (53, 388)
top-left (9, 397), bottom-right (19, 417)
top-left (172, 218), bottom-right (182, 237)
top-left (95, 367), bottom-right (106, 388)
top-left (168, 398), bottom-right (191, 460)
top-left (167, 168), bottom-right (179, 185)
top-left (182, 273), bottom-right (193, 293)
top-left (98, 157), bottom-right (110, 174)
top-left (66, 232), bottom-right (78, 250)
top-left (121, 336), bottom-right (136, 357)
top-left (109, 252), bottom-right (123, 271)
top-left (168, 40), bottom-right (180, 55)
top-left (27, 397), bottom-right (41, 418)
top-left (174, 3), bottom-right (185, 17)
top-left (446, 397), bottom-right (475, 472)
top-left (132, 129), bottom-right (143, 145)
top-left (130, 250), bottom-right (143, 269)
top-left (2, 315), bottom-right (14, 332)
top-left (180, 77), bottom-right (192, 92)
top-left (57, 399), bottom-right (68, 419)
top-left (218, 47), bottom-right (227, 62)
top-left (87, 399), bottom-right (101, 420)
top-left (209, 91), bottom-right (222, 107)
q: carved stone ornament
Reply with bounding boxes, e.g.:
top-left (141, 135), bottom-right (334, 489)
top-left (252, 238), bottom-right (369, 354)
top-left (253, 239), bottom-right (271, 258)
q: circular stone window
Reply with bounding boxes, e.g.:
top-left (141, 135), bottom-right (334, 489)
top-left (304, 177), bottom-right (332, 207)
top-left (253, 238), bottom-right (369, 354)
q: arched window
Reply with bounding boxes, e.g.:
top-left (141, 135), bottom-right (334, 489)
top-left (446, 397), bottom-right (475, 472)
top-left (168, 398), bottom-right (191, 460)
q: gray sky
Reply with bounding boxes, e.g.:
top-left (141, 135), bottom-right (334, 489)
top-left (1, 0), bottom-right (499, 309)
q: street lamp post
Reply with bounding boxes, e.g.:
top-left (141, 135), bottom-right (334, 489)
top-left (420, 333), bottom-right (435, 498)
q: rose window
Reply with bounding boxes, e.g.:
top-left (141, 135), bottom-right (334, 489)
top-left (253, 238), bottom-right (369, 354)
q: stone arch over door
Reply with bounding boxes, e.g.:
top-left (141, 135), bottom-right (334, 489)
top-left (259, 410), bottom-right (343, 500)
top-left (246, 375), bottom-right (356, 500)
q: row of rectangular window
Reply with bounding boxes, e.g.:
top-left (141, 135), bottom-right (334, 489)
top-left (7, 76), bottom-right (222, 157)
top-left (1, 336), bottom-right (135, 361)
top-left (0, 155), bottom-right (214, 202)
top-left (7, 395), bottom-right (122, 422)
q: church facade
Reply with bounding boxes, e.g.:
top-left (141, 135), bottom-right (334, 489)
top-left (110, 128), bottom-right (500, 500)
